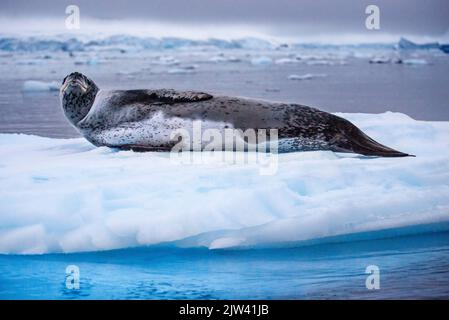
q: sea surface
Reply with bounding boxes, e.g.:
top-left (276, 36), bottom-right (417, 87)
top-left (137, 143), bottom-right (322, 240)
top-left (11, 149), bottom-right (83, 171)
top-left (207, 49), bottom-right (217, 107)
top-left (1, 227), bottom-right (449, 299)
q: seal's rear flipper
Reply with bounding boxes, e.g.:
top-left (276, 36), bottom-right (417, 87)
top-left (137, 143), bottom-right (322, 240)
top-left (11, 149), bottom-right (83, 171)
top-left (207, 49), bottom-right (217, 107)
top-left (330, 119), bottom-right (414, 157)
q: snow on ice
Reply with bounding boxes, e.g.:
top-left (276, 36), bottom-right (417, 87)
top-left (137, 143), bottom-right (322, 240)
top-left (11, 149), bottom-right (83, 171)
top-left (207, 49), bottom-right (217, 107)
top-left (1, 112), bottom-right (449, 254)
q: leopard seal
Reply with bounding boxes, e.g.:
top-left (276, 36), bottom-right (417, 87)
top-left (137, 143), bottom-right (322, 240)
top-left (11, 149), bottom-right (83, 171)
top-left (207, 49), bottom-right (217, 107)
top-left (60, 72), bottom-right (411, 157)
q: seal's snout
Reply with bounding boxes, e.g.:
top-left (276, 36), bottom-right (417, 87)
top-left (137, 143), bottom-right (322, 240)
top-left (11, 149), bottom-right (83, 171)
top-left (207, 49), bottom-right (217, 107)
top-left (61, 72), bottom-right (88, 94)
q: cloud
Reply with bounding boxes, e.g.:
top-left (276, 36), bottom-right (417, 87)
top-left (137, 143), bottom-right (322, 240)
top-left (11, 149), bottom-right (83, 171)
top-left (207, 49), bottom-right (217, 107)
top-left (0, 0), bottom-right (448, 36)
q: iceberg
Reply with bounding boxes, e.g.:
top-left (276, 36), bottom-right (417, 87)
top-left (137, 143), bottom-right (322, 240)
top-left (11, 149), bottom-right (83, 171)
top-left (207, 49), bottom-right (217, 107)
top-left (0, 36), bottom-right (84, 52)
top-left (275, 58), bottom-right (300, 64)
top-left (232, 37), bottom-right (275, 50)
top-left (1, 34), bottom-right (430, 57)
top-left (0, 35), bottom-right (278, 53)
top-left (1, 112), bottom-right (448, 254)
top-left (209, 55), bottom-right (241, 63)
top-left (398, 37), bottom-right (440, 50)
top-left (22, 80), bottom-right (60, 92)
top-left (167, 67), bottom-right (195, 74)
top-left (402, 58), bottom-right (428, 65)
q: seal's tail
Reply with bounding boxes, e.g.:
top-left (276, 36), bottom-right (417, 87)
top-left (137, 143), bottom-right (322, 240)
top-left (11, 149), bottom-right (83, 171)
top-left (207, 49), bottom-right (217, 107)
top-left (329, 117), bottom-right (414, 157)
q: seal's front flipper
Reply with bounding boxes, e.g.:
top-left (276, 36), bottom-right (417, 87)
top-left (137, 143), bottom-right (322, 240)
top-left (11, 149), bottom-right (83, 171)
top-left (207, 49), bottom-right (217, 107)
top-left (113, 89), bottom-right (213, 107)
top-left (329, 117), bottom-right (413, 157)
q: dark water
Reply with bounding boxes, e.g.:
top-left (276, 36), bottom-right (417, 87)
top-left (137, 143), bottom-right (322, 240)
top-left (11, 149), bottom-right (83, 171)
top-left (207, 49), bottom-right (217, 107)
top-left (1, 229), bottom-right (448, 300)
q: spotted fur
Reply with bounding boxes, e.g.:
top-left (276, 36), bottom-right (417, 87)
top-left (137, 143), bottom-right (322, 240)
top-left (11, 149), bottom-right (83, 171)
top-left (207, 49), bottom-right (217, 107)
top-left (60, 72), bottom-right (411, 157)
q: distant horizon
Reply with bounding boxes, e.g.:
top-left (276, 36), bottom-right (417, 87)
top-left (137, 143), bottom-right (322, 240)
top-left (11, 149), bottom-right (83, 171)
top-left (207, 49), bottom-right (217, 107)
top-left (1, 16), bottom-right (448, 45)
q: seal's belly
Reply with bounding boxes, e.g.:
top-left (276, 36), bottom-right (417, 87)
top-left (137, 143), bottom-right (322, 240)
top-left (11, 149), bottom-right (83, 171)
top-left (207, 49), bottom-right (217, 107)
top-left (85, 111), bottom-right (231, 150)
top-left (84, 111), bottom-right (328, 152)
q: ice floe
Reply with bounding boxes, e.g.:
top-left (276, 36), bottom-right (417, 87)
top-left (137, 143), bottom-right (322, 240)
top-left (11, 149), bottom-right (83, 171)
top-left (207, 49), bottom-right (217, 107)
top-left (1, 112), bottom-right (449, 254)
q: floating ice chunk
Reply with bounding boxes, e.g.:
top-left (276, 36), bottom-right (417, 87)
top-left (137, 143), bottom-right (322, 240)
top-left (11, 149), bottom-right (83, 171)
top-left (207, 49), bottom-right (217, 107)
top-left (306, 60), bottom-right (347, 66)
top-left (250, 56), bottom-right (273, 66)
top-left (275, 58), bottom-right (299, 64)
top-left (402, 58), bottom-right (429, 65)
top-left (288, 73), bottom-right (327, 80)
top-left (209, 55), bottom-right (240, 63)
top-left (167, 64), bottom-right (197, 74)
top-left (167, 67), bottom-right (195, 74)
top-left (156, 56), bottom-right (180, 66)
top-left (22, 80), bottom-right (60, 92)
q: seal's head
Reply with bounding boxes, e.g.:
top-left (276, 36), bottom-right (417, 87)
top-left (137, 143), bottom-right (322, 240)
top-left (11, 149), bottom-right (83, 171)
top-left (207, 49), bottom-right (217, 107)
top-left (61, 72), bottom-right (92, 95)
top-left (60, 72), bottom-right (99, 126)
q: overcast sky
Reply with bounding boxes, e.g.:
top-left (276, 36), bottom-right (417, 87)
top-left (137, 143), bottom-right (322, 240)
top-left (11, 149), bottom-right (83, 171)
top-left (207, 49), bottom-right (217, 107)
top-left (1, 0), bottom-right (448, 38)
